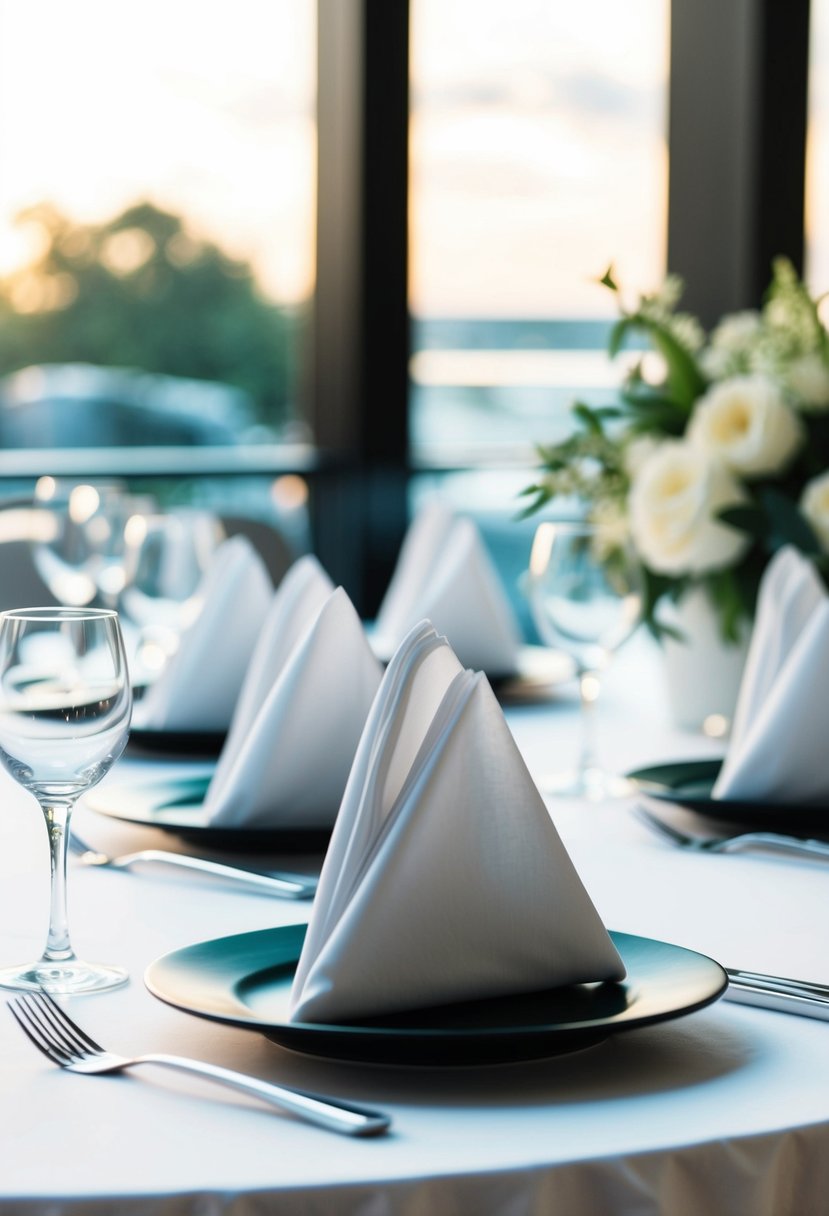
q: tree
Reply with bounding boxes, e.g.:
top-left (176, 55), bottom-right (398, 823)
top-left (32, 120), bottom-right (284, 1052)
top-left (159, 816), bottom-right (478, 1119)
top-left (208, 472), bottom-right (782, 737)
top-left (0, 201), bottom-right (299, 433)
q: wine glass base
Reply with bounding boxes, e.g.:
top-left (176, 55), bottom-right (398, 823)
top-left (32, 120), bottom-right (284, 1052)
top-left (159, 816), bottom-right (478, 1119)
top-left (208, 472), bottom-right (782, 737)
top-left (0, 959), bottom-right (129, 994)
top-left (538, 766), bottom-right (634, 802)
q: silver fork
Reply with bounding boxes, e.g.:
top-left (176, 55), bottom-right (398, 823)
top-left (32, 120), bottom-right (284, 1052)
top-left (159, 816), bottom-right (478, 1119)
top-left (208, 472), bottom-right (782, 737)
top-left (8, 990), bottom-right (390, 1138)
top-left (634, 804), bottom-right (829, 861)
top-left (68, 829), bottom-right (318, 900)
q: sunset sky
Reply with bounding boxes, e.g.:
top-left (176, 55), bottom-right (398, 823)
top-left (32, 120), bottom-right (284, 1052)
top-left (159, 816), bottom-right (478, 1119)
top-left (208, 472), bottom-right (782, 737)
top-left (0, 0), bottom-right (826, 319)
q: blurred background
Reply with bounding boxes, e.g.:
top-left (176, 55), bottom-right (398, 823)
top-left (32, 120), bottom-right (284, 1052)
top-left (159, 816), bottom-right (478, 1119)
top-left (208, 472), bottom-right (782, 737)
top-left (0, 0), bottom-right (820, 631)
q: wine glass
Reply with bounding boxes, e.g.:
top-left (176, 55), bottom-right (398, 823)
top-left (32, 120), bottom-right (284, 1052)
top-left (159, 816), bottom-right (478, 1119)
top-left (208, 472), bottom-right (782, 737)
top-left (0, 607), bottom-right (132, 992)
top-left (526, 520), bottom-right (643, 800)
top-left (119, 510), bottom-right (224, 678)
top-left (31, 478), bottom-right (154, 610)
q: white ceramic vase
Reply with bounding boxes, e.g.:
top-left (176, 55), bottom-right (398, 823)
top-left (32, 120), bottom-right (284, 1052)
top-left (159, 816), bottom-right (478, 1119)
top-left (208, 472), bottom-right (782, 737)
top-left (659, 586), bottom-right (750, 733)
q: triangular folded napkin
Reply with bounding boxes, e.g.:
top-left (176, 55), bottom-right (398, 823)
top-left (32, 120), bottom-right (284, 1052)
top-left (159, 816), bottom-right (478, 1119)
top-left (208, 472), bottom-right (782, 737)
top-left (132, 536), bottom-right (273, 732)
top-left (289, 621), bottom-right (624, 1023)
top-left (205, 580), bottom-right (383, 828)
top-left (373, 504), bottom-right (521, 675)
top-left (714, 546), bottom-right (829, 803)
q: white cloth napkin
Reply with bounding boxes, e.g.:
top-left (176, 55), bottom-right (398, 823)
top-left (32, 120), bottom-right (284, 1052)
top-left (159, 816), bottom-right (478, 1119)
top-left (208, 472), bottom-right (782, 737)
top-left (132, 536), bottom-right (273, 732)
top-left (206, 584), bottom-right (383, 828)
top-left (374, 504), bottom-right (521, 675)
top-left (289, 620), bottom-right (625, 1023)
top-left (222, 553), bottom-right (334, 748)
top-left (713, 546), bottom-right (829, 803)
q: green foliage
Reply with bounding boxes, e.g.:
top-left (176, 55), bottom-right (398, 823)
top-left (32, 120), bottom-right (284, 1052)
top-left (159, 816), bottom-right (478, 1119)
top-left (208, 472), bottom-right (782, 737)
top-left (0, 201), bottom-right (298, 430)
top-left (525, 260), bottom-right (829, 643)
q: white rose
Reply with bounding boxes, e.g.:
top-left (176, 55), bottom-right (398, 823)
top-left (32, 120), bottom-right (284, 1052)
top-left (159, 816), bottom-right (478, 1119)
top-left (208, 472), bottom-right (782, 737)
top-left (687, 374), bottom-right (804, 476)
top-left (628, 442), bottom-right (749, 575)
top-left (801, 471), bottom-right (829, 550)
top-left (784, 352), bottom-right (829, 412)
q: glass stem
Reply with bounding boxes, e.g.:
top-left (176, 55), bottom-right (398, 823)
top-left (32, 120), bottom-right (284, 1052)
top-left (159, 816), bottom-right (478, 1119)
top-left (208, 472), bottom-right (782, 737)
top-left (38, 798), bottom-right (77, 964)
top-left (577, 670), bottom-right (602, 778)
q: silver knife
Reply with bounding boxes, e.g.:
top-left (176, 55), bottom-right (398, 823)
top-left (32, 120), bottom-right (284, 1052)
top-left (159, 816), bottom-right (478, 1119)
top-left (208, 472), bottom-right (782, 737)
top-left (725, 968), bottom-right (829, 1020)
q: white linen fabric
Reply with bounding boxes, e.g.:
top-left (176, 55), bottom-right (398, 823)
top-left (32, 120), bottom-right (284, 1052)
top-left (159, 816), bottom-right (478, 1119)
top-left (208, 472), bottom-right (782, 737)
top-left (290, 621), bottom-right (625, 1023)
top-left (220, 554), bottom-right (334, 752)
top-left (206, 585), bottom-right (383, 828)
top-left (374, 504), bottom-right (521, 675)
top-left (714, 546), bottom-right (829, 802)
top-left (132, 536), bottom-right (273, 732)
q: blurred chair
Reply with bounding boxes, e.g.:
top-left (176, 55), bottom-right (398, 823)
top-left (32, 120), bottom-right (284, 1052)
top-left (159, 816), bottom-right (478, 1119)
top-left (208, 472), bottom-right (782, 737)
top-left (0, 500), bottom-right (60, 611)
top-left (219, 515), bottom-right (297, 587)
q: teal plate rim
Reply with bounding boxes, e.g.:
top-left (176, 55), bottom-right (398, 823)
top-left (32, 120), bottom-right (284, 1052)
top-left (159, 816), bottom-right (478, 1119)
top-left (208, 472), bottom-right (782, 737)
top-left (627, 758), bottom-right (829, 833)
top-left (84, 773), bottom-right (333, 853)
top-left (144, 924), bottom-right (727, 1066)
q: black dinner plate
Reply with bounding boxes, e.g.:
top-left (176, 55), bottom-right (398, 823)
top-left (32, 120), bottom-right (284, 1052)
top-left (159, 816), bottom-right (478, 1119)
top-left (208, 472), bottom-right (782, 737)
top-left (627, 759), bottom-right (829, 833)
top-left (84, 773), bottom-right (333, 853)
top-left (127, 728), bottom-right (227, 758)
top-left (144, 924), bottom-right (727, 1066)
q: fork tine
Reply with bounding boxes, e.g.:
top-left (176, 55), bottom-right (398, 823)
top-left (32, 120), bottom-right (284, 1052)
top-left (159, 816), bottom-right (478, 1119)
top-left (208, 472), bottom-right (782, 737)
top-left (8, 998), bottom-right (72, 1066)
top-left (30, 989), bottom-right (104, 1055)
top-left (22, 993), bottom-right (88, 1057)
top-left (16, 993), bottom-right (84, 1059)
top-left (633, 804), bottom-right (690, 845)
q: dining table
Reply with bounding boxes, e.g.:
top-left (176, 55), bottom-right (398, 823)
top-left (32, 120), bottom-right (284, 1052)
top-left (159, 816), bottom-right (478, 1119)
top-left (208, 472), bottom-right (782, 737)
top-left (1, 631), bottom-right (828, 1215)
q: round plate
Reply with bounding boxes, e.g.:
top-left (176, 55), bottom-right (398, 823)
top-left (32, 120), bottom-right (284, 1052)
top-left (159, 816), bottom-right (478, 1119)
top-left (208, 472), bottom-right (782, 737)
top-left (83, 774), bottom-right (333, 853)
top-left (627, 759), bottom-right (829, 833)
top-left (144, 924), bottom-right (727, 1066)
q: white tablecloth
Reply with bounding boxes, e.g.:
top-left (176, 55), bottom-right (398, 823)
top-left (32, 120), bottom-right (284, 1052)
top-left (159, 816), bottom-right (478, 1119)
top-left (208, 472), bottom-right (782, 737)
top-left (1, 636), bottom-right (829, 1214)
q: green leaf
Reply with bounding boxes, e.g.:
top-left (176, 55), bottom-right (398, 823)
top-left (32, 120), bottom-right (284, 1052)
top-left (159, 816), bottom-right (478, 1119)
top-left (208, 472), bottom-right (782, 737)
top-left (703, 568), bottom-right (749, 645)
top-left (598, 265), bottom-right (618, 292)
top-left (759, 487), bottom-right (821, 553)
top-left (619, 386), bottom-right (688, 434)
top-left (514, 487), bottom-right (552, 520)
top-left (572, 402), bottom-right (605, 434)
top-left (634, 317), bottom-right (707, 409)
top-left (716, 504), bottom-right (769, 542)
top-left (608, 317), bottom-right (632, 359)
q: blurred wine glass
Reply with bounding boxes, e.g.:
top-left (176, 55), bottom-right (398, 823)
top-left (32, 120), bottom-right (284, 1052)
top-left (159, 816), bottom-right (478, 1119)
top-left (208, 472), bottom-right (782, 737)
top-left (0, 607), bottom-right (131, 993)
top-left (119, 510), bottom-right (224, 676)
top-left (527, 520), bottom-right (642, 800)
top-left (31, 477), bottom-right (139, 608)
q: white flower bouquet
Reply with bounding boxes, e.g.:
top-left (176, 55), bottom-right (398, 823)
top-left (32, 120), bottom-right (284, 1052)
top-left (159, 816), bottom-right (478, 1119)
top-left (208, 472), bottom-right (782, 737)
top-left (522, 260), bottom-right (829, 641)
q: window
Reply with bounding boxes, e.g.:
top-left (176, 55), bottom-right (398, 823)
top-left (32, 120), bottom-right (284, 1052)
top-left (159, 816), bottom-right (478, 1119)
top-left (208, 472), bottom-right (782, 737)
top-left (408, 0), bottom-right (669, 465)
top-left (0, 0), bottom-right (316, 458)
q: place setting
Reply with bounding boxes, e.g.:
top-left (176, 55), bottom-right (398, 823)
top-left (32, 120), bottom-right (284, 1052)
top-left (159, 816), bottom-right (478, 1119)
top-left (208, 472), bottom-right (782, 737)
top-left (369, 501), bottom-right (576, 703)
top-left (141, 620), bottom-right (729, 1067)
top-left (90, 544), bottom-right (383, 849)
top-left (627, 545), bottom-right (829, 841)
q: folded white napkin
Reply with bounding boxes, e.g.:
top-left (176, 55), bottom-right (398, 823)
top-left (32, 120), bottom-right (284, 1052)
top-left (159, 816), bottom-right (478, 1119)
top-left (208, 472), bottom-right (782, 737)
top-left (374, 504), bottom-right (521, 675)
top-left (289, 620), bottom-right (624, 1023)
top-left (132, 536), bottom-right (273, 732)
top-left (713, 546), bottom-right (829, 803)
top-left (206, 584), bottom-right (383, 828)
top-left (221, 553), bottom-right (334, 749)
